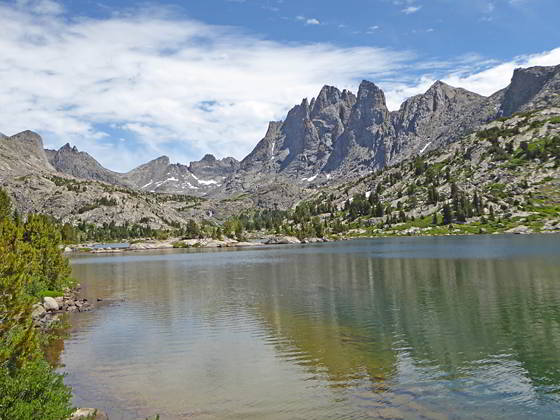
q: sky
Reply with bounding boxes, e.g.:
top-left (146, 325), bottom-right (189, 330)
top-left (0, 0), bottom-right (559, 172)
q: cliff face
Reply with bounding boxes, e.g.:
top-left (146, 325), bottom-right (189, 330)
top-left (0, 130), bottom-right (53, 178)
top-left (500, 65), bottom-right (560, 117)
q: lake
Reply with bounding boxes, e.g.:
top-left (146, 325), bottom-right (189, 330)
top-left (60, 235), bottom-right (560, 419)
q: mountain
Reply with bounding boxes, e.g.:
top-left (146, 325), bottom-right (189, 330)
top-left (1, 63), bottom-right (560, 223)
top-left (46, 143), bottom-right (124, 185)
top-left (0, 130), bottom-right (53, 178)
top-left (44, 145), bottom-right (239, 196)
top-left (189, 154), bottom-right (239, 180)
top-left (122, 154), bottom-right (237, 194)
top-left (500, 64), bottom-right (560, 117)
top-left (233, 106), bottom-right (560, 238)
top-left (242, 64), bottom-right (560, 179)
top-left (240, 86), bottom-right (356, 177)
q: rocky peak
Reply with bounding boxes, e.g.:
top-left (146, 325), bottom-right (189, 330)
top-left (60, 142), bottom-right (79, 153)
top-left (0, 131), bottom-right (53, 175)
top-left (10, 130), bottom-right (45, 150)
top-left (189, 153), bottom-right (240, 179)
top-left (501, 65), bottom-right (560, 116)
top-left (311, 85), bottom-right (342, 115)
top-left (351, 80), bottom-right (389, 126)
top-left (49, 142), bottom-right (123, 185)
top-left (199, 154), bottom-right (217, 163)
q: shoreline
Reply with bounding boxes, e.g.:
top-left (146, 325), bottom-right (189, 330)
top-left (63, 229), bottom-right (560, 255)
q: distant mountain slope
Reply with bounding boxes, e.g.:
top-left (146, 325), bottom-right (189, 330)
top-left (0, 130), bottom-right (53, 178)
top-left (1, 63), bottom-right (559, 205)
top-left (47, 143), bottom-right (124, 185)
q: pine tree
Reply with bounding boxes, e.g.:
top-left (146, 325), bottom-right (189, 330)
top-left (0, 189), bottom-right (11, 220)
top-left (442, 204), bottom-right (453, 225)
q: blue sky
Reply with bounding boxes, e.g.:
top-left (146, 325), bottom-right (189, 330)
top-left (0, 0), bottom-right (559, 171)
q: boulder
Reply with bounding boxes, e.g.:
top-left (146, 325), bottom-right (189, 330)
top-left (505, 225), bottom-right (533, 234)
top-left (31, 304), bottom-right (46, 319)
top-left (265, 236), bottom-right (301, 245)
top-left (43, 296), bottom-right (59, 311)
top-left (70, 408), bottom-right (109, 420)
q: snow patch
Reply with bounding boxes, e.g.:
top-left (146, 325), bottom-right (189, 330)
top-left (420, 141), bottom-right (432, 154)
top-left (302, 174), bottom-right (318, 182)
top-left (197, 179), bottom-right (218, 186)
top-left (365, 191), bottom-right (372, 199)
top-left (141, 180), bottom-right (153, 189)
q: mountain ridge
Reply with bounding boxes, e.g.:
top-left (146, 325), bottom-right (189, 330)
top-left (2, 64), bottom-right (559, 201)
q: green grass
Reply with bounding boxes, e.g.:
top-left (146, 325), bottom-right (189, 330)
top-left (38, 290), bottom-right (64, 298)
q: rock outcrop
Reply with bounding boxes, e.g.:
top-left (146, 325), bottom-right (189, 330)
top-left (0, 130), bottom-right (53, 178)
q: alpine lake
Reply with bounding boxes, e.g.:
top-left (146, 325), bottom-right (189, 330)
top-left (54, 234), bottom-right (560, 419)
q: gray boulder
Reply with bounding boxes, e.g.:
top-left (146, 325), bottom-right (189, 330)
top-left (43, 296), bottom-right (59, 311)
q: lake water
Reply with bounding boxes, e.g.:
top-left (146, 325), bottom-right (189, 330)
top-left (60, 235), bottom-right (560, 419)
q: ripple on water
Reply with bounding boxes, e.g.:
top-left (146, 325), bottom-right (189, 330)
top-left (59, 236), bottom-right (560, 419)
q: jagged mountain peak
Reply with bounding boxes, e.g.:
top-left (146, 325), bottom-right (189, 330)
top-left (60, 142), bottom-right (79, 153)
top-left (356, 80), bottom-right (388, 111)
top-left (200, 153), bottom-right (217, 163)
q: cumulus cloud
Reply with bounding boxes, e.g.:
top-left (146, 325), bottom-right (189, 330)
top-left (381, 48), bottom-right (560, 110)
top-left (0, 1), bottom-right (412, 171)
top-left (305, 18), bottom-right (320, 25)
top-left (0, 1), bottom-right (558, 172)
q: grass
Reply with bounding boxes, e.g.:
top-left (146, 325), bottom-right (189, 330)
top-left (38, 290), bottom-right (64, 298)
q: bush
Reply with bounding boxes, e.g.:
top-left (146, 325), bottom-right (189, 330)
top-left (0, 360), bottom-right (73, 420)
top-left (0, 189), bottom-right (74, 420)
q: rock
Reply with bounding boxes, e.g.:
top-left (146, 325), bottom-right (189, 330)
top-left (231, 241), bottom-right (256, 247)
top-left (70, 408), bottom-right (109, 420)
top-left (31, 304), bottom-right (46, 319)
top-left (265, 236), bottom-right (301, 245)
top-left (43, 296), bottom-right (59, 311)
top-left (506, 225), bottom-right (533, 234)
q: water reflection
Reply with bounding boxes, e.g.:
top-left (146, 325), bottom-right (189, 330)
top-left (60, 236), bottom-right (560, 419)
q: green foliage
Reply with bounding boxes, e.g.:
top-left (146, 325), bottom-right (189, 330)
top-left (476, 125), bottom-right (520, 141)
top-left (0, 359), bottom-right (73, 420)
top-left (0, 188), bottom-right (74, 419)
top-left (0, 189), bottom-right (11, 220)
top-left (22, 214), bottom-right (73, 296)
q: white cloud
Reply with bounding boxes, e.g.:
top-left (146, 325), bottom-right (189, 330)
top-left (1, 1), bottom-right (558, 172)
top-left (306, 18), bottom-right (320, 25)
top-left (381, 48), bottom-right (560, 110)
top-left (401, 6), bottom-right (421, 14)
top-left (0, 1), bottom-right (412, 171)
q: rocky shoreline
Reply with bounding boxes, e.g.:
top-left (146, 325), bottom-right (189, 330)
top-left (62, 227), bottom-right (560, 256)
top-left (32, 285), bottom-right (94, 330)
top-left (64, 235), bottom-right (330, 254)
